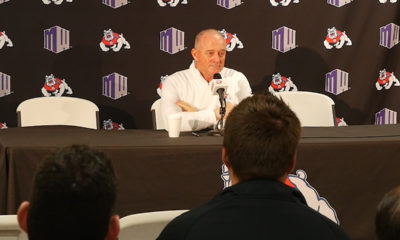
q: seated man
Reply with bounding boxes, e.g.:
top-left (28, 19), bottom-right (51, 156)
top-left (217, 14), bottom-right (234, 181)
top-left (17, 145), bottom-right (119, 240)
top-left (161, 29), bottom-right (252, 131)
top-left (157, 94), bottom-right (349, 240)
top-left (375, 186), bottom-right (400, 240)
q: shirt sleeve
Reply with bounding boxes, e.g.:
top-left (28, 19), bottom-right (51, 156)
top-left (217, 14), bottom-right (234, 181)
top-left (160, 76), bottom-right (217, 132)
top-left (235, 72), bottom-right (252, 101)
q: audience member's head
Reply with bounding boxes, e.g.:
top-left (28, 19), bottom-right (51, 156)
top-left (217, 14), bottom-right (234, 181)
top-left (376, 186), bottom-right (400, 240)
top-left (222, 93), bottom-right (301, 185)
top-left (17, 145), bottom-right (119, 240)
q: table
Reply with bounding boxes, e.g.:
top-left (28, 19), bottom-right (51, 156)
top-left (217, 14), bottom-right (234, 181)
top-left (1, 125), bottom-right (400, 240)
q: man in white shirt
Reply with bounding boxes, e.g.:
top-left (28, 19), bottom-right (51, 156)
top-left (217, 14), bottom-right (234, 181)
top-left (161, 29), bottom-right (252, 132)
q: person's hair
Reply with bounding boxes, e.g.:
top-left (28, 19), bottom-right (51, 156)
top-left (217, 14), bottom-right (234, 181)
top-left (194, 29), bottom-right (224, 49)
top-left (27, 145), bottom-right (117, 240)
top-left (376, 186), bottom-right (400, 240)
top-left (223, 93), bottom-right (301, 181)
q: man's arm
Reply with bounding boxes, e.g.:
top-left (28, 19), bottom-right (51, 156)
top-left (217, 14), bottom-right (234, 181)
top-left (176, 100), bottom-right (198, 112)
top-left (235, 73), bottom-right (252, 102)
top-left (160, 76), bottom-right (217, 132)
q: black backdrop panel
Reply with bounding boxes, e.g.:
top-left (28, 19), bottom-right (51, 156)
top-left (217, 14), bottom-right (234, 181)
top-left (1, 0), bottom-right (400, 128)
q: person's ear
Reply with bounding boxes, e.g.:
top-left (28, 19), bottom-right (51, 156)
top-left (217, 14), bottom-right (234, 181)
top-left (222, 147), bottom-right (231, 170)
top-left (17, 201), bottom-right (30, 233)
top-left (106, 215), bottom-right (120, 240)
top-left (191, 48), bottom-right (198, 61)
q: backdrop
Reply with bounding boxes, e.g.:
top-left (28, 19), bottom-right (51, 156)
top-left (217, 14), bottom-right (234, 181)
top-left (1, 0), bottom-right (400, 129)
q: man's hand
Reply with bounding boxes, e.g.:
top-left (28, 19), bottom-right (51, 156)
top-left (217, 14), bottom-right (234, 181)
top-left (214, 102), bottom-right (234, 120)
top-left (176, 100), bottom-right (198, 112)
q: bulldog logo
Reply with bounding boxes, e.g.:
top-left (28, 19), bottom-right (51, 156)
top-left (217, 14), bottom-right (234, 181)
top-left (221, 164), bottom-right (231, 189)
top-left (103, 119), bottom-right (125, 130)
top-left (0, 31), bottom-right (13, 49)
top-left (157, 75), bottom-right (168, 97)
top-left (288, 170), bottom-right (340, 224)
top-left (100, 29), bottom-right (131, 52)
top-left (324, 27), bottom-right (352, 49)
top-left (219, 29), bottom-right (244, 51)
top-left (335, 117), bottom-right (348, 126)
top-left (376, 69), bottom-right (400, 90)
top-left (41, 74), bottom-right (73, 97)
top-left (42, 0), bottom-right (72, 4)
top-left (0, 122), bottom-right (7, 129)
top-left (157, 0), bottom-right (188, 7)
top-left (268, 73), bottom-right (297, 93)
top-left (270, 0), bottom-right (299, 6)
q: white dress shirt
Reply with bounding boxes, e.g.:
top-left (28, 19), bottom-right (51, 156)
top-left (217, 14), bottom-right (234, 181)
top-left (161, 62), bottom-right (252, 131)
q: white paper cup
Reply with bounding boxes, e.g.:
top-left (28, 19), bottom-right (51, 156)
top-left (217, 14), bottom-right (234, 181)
top-left (167, 113), bottom-right (182, 138)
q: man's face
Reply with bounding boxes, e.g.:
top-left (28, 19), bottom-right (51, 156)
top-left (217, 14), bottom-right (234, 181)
top-left (192, 32), bottom-right (227, 81)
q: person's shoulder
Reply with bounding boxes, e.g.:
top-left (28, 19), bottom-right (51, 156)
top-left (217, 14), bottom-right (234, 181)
top-left (156, 210), bottom-right (192, 240)
top-left (294, 203), bottom-right (349, 239)
top-left (162, 69), bottom-right (191, 89)
top-left (165, 63), bottom-right (197, 83)
top-left (158, 193), bottom-right (228, 240)
top-left (221, 66), bottom-right (241, 75)
top-left (157, 208), bottom-right (207, 240)
top-left (167, 68), bottom-right (190, 80)
top-left (221, 67), bottom-right (247, 80)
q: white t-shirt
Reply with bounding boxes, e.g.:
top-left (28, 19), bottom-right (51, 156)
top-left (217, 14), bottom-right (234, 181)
top-left (161, 62), bottom-right (252, 131)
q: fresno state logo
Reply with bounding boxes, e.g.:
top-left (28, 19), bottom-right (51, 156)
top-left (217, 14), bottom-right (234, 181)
top-left (221, 164), bottom-right (231, 189)
top-left (0, 31), bottom-right (13, 50)
top-left (219, 29), bottom-right (244, 52)
top-left (103, 119), bottom-right (125, 130)
top-left (270, 0), bottom-right (299, 6)
top-left (42, 0), bottom-right (72, 4)
top-left (324, 27), bottom-right (352, 49)
top-left (287, 170), bottom-right (340, 224)
top-left (379, 0), bottom-right (397, 2)
top-left (221, 165), bottom-right (340, 224)
top-left (376, 69), bottom-right (400, 90)
top-left (100, 29), bottom-right (131, 52)
top-left (41, 74), bottom-right (73, 97)
top-left (335, 117), bottom-right (348, 126)
top-left (0, 122), bottom-right (7, 129)
top-left (268, 73), bottom-right (297, 93)
top-left (157, 0), bottom-right (188, 7)
top-left (157, 75), bottom-right (168, 97)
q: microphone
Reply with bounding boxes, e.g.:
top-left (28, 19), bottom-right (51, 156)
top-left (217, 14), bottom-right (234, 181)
top-left (211, 73), bottom-right (227, 109)
top-left (211, 73), bottom-right (226, 134)
top-left (211, 73), bottom-right (228, 97)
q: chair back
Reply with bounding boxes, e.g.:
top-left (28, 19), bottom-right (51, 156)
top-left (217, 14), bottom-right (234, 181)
top-left (0, 215), bottom-right (28, 240)
top-left (151, 99), bottom-right (165, 130)
top-left (273, 91), bottom-right (336, 127)
top-left (16, 97), bottom-right (99, 129)
top-left (119, 210), bottom-right (188, 240)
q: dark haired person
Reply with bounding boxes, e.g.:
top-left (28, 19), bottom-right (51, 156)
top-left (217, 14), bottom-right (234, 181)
top-left (158, 94), bottom-right (349, 240)
top-left (376, 186), bottom-right (400, 240)
top-left (17, 145), bottom-right (119, 240)
top-left (160, 29), bottom-right (251, 132)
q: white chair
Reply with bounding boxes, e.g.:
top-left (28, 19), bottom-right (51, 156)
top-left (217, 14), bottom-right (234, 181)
top-left (273, 91), bottom-right (336, 127)
top-left (16, 97), bottom-right (99, 129)
top-left (151, 99), bottom-right (165, 130)
top-left (0, 215), bottom-right (28, 240)
top-left (119, 210), bottom-right (188, 240)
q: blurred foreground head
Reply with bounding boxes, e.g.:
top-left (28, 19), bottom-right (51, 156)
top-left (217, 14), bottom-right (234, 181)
top-left (17, 145), bottom-right (119, 240)
top-left (376, 186), bottom-right (400, 240)
top-left (223, 93), bottom-right (301, 183)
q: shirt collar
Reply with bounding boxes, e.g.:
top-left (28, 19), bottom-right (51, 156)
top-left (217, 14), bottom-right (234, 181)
top-left (220, 178), bottom-right (307, 205)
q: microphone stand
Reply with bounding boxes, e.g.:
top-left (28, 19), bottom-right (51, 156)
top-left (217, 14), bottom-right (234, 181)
top-left (216, 89), bottom-right (226, 135)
